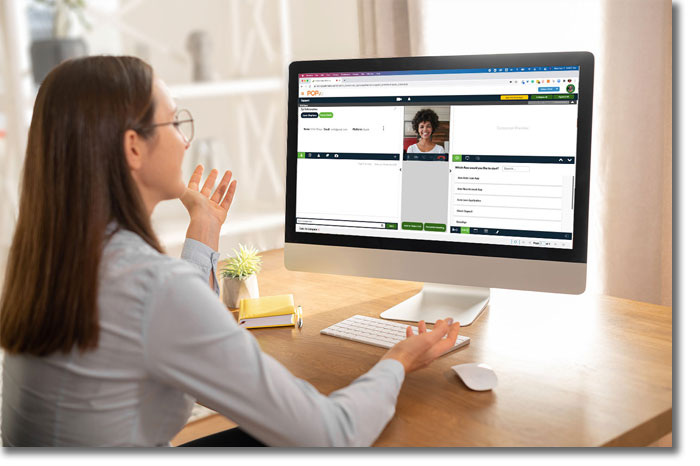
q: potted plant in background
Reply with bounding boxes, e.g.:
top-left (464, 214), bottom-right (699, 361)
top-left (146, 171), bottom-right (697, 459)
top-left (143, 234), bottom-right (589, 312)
top-left (29, 0), bottom-right (89, 85)
top-left (220, 244), bottom-right (262, 309)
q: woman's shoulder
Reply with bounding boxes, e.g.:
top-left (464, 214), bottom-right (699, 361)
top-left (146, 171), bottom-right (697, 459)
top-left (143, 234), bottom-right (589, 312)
top-left (98, 229), bottom-right (208, 331)
top-left (102, 228), bottom-right (192, 285)
top-left (406, 144), bottom-right (418, 153)
top-left (104, 228), bottom-right (165, 263)
top-left (432, 144), bottom-right (446, 153)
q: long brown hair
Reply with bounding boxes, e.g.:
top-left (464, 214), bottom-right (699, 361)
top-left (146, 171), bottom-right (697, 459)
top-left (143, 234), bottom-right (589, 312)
top-left (0, 56), bottom-right (164, 356)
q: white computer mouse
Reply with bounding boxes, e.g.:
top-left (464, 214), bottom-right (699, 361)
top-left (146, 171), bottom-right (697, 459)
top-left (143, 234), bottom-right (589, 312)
top-left (452, 363), bottom-right (498, 391)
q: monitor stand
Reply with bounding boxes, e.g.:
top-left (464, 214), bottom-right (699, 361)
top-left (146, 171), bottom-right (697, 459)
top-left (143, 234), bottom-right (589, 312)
top-left (380, 283), bottom-right (490, 327)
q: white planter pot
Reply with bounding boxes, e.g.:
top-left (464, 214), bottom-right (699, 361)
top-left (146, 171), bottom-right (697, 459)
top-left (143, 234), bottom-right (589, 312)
top-left (222, 275), bottom-right (259, 308)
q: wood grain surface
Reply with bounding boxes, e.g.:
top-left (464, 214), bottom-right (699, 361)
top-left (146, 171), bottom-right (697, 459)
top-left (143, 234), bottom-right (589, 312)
top-left (176, 248), bottom-right (672, 447)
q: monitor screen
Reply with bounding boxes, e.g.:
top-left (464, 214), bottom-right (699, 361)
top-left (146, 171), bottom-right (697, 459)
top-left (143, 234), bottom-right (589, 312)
top-left (286, 53), bottom-right (593, 267)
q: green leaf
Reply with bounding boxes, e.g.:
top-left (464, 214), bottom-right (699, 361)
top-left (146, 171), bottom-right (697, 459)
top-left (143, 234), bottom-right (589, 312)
top-left (219, 244), bottom-right (262, 279)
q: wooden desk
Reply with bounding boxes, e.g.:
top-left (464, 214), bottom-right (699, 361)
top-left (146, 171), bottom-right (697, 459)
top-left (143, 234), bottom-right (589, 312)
top-left (179, 248), bottom-right (673, 447)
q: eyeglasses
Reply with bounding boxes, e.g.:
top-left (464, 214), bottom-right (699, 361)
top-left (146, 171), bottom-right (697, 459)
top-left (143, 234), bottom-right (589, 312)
top-left (141, 108), bottom-right (195, 144)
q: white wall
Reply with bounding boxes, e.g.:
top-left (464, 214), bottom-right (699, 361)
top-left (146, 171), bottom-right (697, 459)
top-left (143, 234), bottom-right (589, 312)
top-left (597, 0), bottom-right (672, 305)
top-left (289, 0), bottom-right (361, 61)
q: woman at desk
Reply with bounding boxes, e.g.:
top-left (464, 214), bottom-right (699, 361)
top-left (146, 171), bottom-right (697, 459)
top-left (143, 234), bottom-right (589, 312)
top-left (406, 108), bottom-right (446, 154)
top-left (0, 56), bottom-right (460, 447)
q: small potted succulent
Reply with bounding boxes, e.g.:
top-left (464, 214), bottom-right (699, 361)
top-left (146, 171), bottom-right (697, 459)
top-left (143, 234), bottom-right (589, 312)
top-left (220, 244), bottom-right (262, 308)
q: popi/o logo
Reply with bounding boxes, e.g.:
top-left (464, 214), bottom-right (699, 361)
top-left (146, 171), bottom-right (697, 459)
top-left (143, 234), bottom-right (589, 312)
top-left (306, 90), bottom-right (321, 96)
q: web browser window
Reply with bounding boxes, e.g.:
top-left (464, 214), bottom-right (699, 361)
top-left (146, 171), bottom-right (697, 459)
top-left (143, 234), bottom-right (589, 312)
top-left (295, 66), bottom-right (580, 249)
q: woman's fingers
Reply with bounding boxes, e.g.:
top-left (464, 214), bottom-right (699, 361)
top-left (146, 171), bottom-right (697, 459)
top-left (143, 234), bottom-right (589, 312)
top-left (430, 322), bottom-right (461, 356)
top-left (188, 165), bottom-right (204, 190)
top-left (200, 169), bottom-right (218, 197)
top-left (220, 180), bottom-right (237, 212)
top-left (210, 170), bottom-right (232, 203)
top-left (418, 320), bottom-right (427, 334)
top-left (186, 165), bottom-right (236, 211)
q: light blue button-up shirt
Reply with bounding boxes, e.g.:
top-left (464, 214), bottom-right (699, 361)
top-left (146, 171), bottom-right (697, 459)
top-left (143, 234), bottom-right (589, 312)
top-left (1, 225), bottom-right (405, 446)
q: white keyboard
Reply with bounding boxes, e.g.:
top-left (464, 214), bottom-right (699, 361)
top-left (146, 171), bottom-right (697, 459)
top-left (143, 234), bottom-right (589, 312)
top-left (320, 315), bottom-right (470, 355)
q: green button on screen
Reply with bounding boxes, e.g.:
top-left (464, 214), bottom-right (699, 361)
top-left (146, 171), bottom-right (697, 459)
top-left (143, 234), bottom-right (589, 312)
top-left (319, 112), bottom-right (334, 118)
top-left (424, 223), bottom-right (446, 232)
top-left (402, 222), bottom-right (423, 231)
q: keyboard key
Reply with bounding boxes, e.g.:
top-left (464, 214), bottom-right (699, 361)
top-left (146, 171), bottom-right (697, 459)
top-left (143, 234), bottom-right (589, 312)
top-left (320, 315), bottom-right (470, 355)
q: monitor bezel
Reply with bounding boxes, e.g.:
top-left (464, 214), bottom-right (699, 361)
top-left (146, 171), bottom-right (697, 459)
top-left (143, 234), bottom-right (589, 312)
top-left (285, 52), bottom-right (593, 264)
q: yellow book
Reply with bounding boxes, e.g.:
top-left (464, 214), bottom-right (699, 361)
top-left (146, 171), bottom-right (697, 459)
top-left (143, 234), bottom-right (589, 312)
top-left (238, 294), bottom-right (297, 329)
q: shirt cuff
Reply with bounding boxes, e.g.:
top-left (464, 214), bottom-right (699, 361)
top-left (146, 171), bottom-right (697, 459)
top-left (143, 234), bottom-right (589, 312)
top-left (370, 358), bottom-right (406, 386)
top-left (181, 238), bottom-right (220, 296)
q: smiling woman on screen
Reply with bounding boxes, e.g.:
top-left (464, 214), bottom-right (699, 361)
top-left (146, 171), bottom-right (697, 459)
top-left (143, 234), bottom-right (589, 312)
top-left (407, 108), bottom-right (445, 154)
top-left (0, 56), bottom-right (460, 447)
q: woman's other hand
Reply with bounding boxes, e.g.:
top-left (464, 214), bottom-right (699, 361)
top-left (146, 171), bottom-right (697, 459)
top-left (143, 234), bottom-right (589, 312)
top-left (180, 164), bottom-right (237, 251)
top-left (381, 318), bottom-right (460, 373)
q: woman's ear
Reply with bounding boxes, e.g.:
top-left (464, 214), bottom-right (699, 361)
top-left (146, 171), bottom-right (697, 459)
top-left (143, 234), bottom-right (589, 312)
top-left (123, 129), bottom-right (145, 172)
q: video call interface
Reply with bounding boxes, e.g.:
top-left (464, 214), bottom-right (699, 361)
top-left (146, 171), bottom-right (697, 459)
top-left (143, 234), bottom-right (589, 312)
top-left (295, 65), bottom-right (580, 249)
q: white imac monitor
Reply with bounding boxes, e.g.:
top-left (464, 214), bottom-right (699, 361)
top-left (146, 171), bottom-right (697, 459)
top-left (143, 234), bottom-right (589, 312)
top-left (285, 52), bottom-right (594, 326)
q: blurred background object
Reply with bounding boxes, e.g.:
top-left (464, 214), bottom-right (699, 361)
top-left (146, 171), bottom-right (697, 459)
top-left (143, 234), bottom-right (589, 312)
top-left (28, 0), bottom-right (89, 85)
top-left (186, 30), bottom-right (216, 82)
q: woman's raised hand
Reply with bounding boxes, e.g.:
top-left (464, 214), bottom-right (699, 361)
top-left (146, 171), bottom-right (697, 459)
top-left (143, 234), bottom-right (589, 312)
top-left (179, 164), bottom-right (237, 251)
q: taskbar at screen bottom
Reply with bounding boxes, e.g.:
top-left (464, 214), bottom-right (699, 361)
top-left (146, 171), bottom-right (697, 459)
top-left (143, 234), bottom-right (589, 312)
top-left (295, 223), bottom-right (573, 249)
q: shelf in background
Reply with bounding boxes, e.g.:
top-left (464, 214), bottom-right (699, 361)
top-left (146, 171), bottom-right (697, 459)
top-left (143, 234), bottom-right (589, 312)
top-left (151, 199), bottom-right (285, 257)
top-left (169, 77), bottom-right (284, 99)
